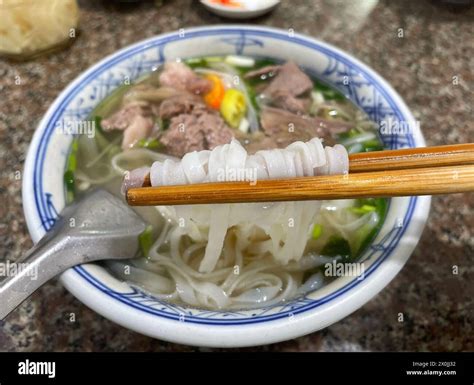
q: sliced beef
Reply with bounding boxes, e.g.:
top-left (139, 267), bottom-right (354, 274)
top-left (159, 62), bottom-right (212, 95)
top-left (260, 107), bottom-right (324, 147)
top-left (158, 94), bottom-right (207, 120)
top-left (160, 115), bottom-right (204, 157)
top-left (242, 132), bottom-right (282, 153)
top-left (260, 107), bottom-right (353, 148)
top-left (121, 115), bottom-right (154, 149)
top-left (123, 84), bottom-right (185, 104)
top-left (262, 61), bottom-right (313, 99)
top-left (271, 92), bottom-right (311, 115)
top-left (101, 101), bottom-right (155, 149)
top-left (244, 65), bottom-right (281, 80)
top-left (253, 62), bottom-right (314, 115)
top-left (160, 110), bottom-right (233, 157)
top-left (101, 101), bottom-right (151, 131)
top-left (199, 113), bottom-right (234, 150)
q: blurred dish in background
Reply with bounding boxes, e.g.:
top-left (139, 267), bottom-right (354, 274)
top-left (0, 0), bottom-right (79, 60)
top-left (200, 0), bottom-right (280, 19)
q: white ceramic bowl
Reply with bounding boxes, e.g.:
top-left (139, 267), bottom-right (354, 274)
top-left (23, 26), bottom-right (430, 347)
top-left (200, 0), bottom-right (280, 19)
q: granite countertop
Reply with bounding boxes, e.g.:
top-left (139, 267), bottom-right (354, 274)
top-left (0, 0), bottom-right (472, 352)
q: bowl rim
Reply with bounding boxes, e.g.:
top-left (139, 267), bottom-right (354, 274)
top-left (22, 25), bottom-right (431, 347)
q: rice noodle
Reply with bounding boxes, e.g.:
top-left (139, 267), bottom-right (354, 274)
top-left (107, 137), bottom-right (360, 309)
top-left (144, 138), bottom-right (348, 188)
top-left (135, 138), bottom-right (349, 273)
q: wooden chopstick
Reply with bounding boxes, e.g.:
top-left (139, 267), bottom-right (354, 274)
top-left (126, 165), bottom-right (474, 206)
top-left (126, 143), bottom-right (474, 206)
top-left (348, 143), bottom-right (474, 173)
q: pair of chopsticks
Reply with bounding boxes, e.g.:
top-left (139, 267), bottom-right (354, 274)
top-left (126, 143), bottom-right (474, 206)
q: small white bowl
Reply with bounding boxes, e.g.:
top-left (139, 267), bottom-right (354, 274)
top-left (22, 26), bottom-right (430, 347)
top-left (200, 0), bottom-right (280, 19)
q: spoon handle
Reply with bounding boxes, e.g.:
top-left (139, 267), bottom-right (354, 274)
top-left (0, 189), bottom-right (147, 320)
top-left (0, 224), bottom-right (69, 319)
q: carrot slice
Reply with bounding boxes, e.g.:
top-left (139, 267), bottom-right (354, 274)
top-left (204, 74), bottom-right (226, 110)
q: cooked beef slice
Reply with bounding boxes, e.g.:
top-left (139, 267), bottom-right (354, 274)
top-left (160, 110), bottom-right (234, 157)
top-left (271, 92), bottom-right (311, 115)
top-left (101, 101), bottom-right (151, 131)
top-left (158, 94), bottom-right (207, 120)
top-left (260, 107), bottom-right (352, 147)
top-left (159, 62), bottom-right (212, 95)
top-left (244, 65), bottom-right (281, 80)
top-left (262, 61), bottom-right (313, 99)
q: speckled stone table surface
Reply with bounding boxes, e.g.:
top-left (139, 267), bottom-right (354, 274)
top-left (0, 0), bottom-right (472, 352)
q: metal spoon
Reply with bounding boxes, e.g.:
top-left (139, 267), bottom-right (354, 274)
top-left (0, 189), bottom-right (147, 320)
